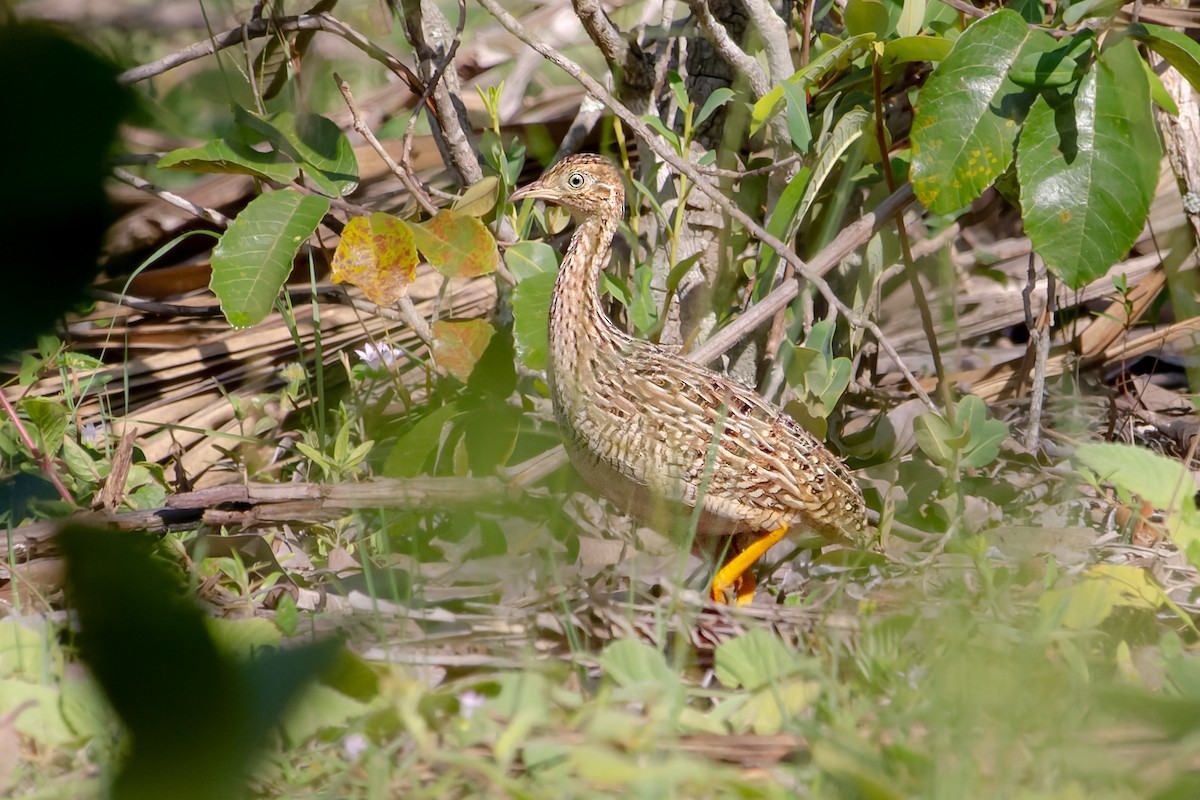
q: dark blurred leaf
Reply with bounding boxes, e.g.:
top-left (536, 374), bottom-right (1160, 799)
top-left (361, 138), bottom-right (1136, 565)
top-left (59, 526), bottom-right (339, 800)
top-left (0, 23), bottom-right (131, 355)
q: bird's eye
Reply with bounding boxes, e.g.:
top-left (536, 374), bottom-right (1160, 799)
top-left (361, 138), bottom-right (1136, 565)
top-left (567, 172), bottom-right (585, 189)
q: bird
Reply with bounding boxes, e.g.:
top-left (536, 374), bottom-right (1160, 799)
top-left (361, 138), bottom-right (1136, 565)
top-left (509, 154), bottom-right (870, 605)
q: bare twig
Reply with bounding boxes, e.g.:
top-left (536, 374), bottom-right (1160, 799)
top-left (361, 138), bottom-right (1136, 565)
top-left (119, 13), bottom-right (425, 94)
top-left (399, 0), bottom-right (482, 185)
top-left (334, 73), bottom-right (438, 216)
top-left (477, 0), bottom-right (933, 409)
top-left (686, 1), bottom-right (767, 96)
top-left (111, 167), bottom-right (232, 228)
top-left (396, 294), bottom-right (434, 344)
top-left (742, 0), bottom-right (794, 84)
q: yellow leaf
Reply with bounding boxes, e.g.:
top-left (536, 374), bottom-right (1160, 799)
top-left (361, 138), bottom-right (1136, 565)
top-left (431, 319), bottom-right (495, 382)
top-left (330, 213), bottom-right (417, 305)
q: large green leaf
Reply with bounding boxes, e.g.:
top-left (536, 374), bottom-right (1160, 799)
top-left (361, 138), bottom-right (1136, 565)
top-left (157, 138), bottom-right (299, 183)
top-left (209, 189), bottom-right (330, 328)
top-left (1017, 38), bottom-right (1160, 288)
top-left (236, 108), bottom-right (358, 196)
top-left (1130, 22), bottom-right (1200, 96)
top-left (512, 271), bottom-right (556, 370)
top-left (911, 10), bottom-right (1048, 213)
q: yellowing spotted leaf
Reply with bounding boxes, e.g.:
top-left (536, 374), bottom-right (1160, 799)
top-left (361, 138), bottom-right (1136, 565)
top-left (431, 319), bottom-right (495, 382)
top-left (409, 209), bottom-right (498, 279)
top-left (330, 213), bottom-right (418, 305)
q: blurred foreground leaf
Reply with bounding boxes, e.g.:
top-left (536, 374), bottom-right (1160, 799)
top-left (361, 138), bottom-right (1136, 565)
top-left (59, 526), bottom-right (340, 800)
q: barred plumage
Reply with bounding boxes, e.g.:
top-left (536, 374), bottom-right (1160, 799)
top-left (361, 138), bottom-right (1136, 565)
top-left (510, 154), bottom-right (869, 604)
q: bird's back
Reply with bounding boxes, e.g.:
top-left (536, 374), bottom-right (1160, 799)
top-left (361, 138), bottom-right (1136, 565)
top-left (553, 337), bottom-right (869, 547)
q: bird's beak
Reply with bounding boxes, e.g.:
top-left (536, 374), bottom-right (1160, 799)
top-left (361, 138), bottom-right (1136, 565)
top-left (509, 180), bottom-right (551, 203)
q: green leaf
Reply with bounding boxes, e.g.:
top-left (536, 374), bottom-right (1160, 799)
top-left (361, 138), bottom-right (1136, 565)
top-left (642, 114), bottom-right (682, 153)
top-left (1130, 22), bottom-right (1200, 97)
top-left (780, 81), bottom-right (813, 152)
top-left (730, 680), bottom-right (821, 735)
top-left (1073, 442), bottom-right (1194, 511)
top-left (512, 270), bottom-right (556, 370)
top-left (695, 87), bottom-right (735, 127)
top-left (913, 412), bottom-right (955, 467)
top-left (845, 0), bottom-right (890, 38)
top-left (209, 189), bottom-right (330, 328)
top-left (409, 210), bottom-right (498, 279)
top-left (896, 0), bottom-right (926, 38)
top-left (1017, 38), bottom-right (1160, 288)
top-left (1062, 0), bottom-right (1120, 25)
top-left (382, 401), bottom-right (463, 477)
top-left (751, 35), bottom-right (875, 134)
top-left (20, 397), bottom-right (67, 457)
top-left (758, 108), bottom-right (867, 300)
top-left (911, 10), bottom-right (1047, 214)
top-left (504, 240), bottom-right (558, 281)
top-left (714, 629), bottom-right (807, 691)
top-left (157, 138), bottom-right (300, 183)
top-left (237, 108), bottom-right (358, 196)
top-left (1008, 32), bottom-right (1093, 90)
top-left (453, 175), bottom-right (500, 217)
top-left (881, 35), bottom-right (954, 67)
top-left (1040, 565), bottom-right (1167, 629)
top-left (958, 395), bottom-right (1009, 468)
top-left (600, 639), bottom-right (678, 689)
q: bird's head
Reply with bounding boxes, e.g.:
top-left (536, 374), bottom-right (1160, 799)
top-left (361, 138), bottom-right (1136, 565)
top-left (509, 154), bottom-right (625, 219)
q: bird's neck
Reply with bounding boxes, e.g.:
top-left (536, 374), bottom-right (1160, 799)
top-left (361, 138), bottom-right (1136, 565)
top-left (547, 205), bottom-right (631, 394)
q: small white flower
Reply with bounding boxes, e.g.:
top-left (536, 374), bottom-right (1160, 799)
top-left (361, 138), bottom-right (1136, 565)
top-left (342, 732), bottom-right (369, 762)
top-left (80, 421), bottom-right (106, 447)
top-left (354, 341), bottom-right (402, 370)
top-left (458, 689), bottom-right (486, 720)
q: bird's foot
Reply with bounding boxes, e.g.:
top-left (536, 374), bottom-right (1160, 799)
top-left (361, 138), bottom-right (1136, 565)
top-left (709, 525), bottom-right (789, 606)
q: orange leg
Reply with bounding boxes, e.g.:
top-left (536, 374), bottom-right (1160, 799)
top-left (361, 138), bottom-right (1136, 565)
top-left (709, 525), bottom-right (789, 606)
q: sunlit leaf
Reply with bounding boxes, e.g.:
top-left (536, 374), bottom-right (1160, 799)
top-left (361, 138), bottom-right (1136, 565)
top-left (1040, 565), bottom-right (1167, 629)
top-left (911, 10), bottom-right (1047, 213)
top-left (1017, 38), bottom-right (1159, 287)
top-left (409, 210), bottom-right (499, 278)
top-left (504, 240), bottom-right (558, 281)
top-left (209, 189), bottom-right (329, 328)
top-left (714, 629), bottom-right (807, 691)
top-left (236, 108), bottom-right (358, 196)
top-left (330, 213), bottom-right (418, 305)
top-left (1073, 442), bottom-right (1194, 510)
top-left (157, 138), bottom-right (299, 183)
top-left (1131, 22), bottom-right (1200, 95)
top-left (432, 319), bottom-right (496, 382)
top-left (453, 176), bottom-right (500, 217)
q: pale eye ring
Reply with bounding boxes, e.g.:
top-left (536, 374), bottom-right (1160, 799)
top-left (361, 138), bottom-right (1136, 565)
top-left (567, 172), bottom-right (585, 189)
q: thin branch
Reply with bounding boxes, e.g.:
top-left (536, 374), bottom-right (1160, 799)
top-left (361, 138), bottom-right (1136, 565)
top-left (686, 185), bottom-right (917, 365)
top-left (111, 167), bottom-right (232, 228)
top-left (334, 73), bottom-right (438, 216)
top-left (399, 0), bottom-right (482, 185)
top-left (686, 0), bottom-right (769, 97)
top-left (477, 0), bottom-right (934, 410)
top-left (742, 0), bottom-right (795, 85)
top-left (574, 0), bottom-right (655, 97)
top-left (119, 13), bottom-right (425, 94)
